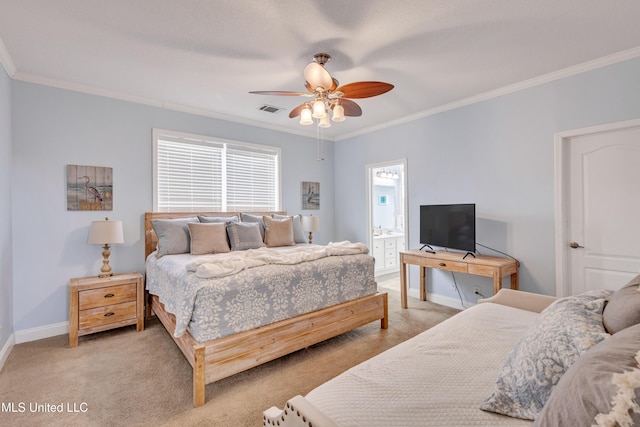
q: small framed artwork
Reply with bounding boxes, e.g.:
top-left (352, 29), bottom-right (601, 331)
top-left (378, 195), bottom-right (388, 205)
top-left (301, 181), bottom-right (320, 210)
top-left (66, 164), bottom-right (113, 211)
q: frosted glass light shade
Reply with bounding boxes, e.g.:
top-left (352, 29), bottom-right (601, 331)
top-left (318, 115), bottom-right (331, 128)
top-left (300, 106), bottom-right (313, 125)
top-left (312, 99), bottom-right (326, 119)
top-left (332, 104), bottom-right (345, 122)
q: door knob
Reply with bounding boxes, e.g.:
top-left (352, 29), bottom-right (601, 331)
top-left (569, 242), bottom-right (584, 249)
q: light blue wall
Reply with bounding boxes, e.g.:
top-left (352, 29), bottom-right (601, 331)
top-left (0, 66), bottom-right (12, 348)
top-left (11, 82), bottom-right (334, 333)
top-left (336, 57), bottom-right (640, 303)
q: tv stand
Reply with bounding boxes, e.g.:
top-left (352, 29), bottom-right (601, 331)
top-left (399, 249), bottom-right (518, 309)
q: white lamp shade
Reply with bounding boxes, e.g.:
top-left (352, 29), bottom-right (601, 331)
top-left (312, 99), bottom-right (327, 119)
top-left (332, 104), bottom-right (345, 122)
top-left (88, 219), bottom-right (124, 244)
top-left (318, 115), bottom-right (331, 128)
top-left (300, 105), bottom-right (313, 125)
top-left (303, 62), bottom-right (333, 91)
top-left (301, 215), bottom-right (320, 232)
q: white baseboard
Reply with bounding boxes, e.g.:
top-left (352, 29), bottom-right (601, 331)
top-left (407, 287), bottom-right (470, 310)
top-left (0, 333), bottom-right (15, 370)
top-left (14, 321), bottom-right (69, 344)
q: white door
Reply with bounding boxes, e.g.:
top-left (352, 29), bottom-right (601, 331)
top-left (557, 121), bottom-right (640, 296)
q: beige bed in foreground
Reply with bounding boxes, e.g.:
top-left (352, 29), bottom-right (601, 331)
top-left (265, 276), bottom-right (640, 426)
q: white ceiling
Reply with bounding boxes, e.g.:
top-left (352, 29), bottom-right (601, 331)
top-left (2, 0), bottom-right (640, 140)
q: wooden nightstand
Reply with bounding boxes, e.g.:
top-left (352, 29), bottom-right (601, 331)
top-left (69, 272), bottom-right (144, 347)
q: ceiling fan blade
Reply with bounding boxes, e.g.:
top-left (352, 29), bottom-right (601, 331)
top-left (336, 81), bottom-right (394, 99)
top-left (338, 99), bottom-right (362, 117)
top-left (303, 62), bottom-right (333, 91)
top-left (289, 103), bottom-right (307, 118)
top-left (249, 91), bottom-right (310, 96)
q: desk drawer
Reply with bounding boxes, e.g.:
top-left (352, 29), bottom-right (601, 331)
top-left (424, 258), bottom-right (468, 273)
top-left (79, 301), bottom-right (137, 329)
top-left (79, 283), bottom-right (137, 310)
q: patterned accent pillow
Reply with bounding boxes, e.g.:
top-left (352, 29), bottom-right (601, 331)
top-left (151, 217), bottom-right (199, 257)
top-left (226, 222), bottom-right (265, 251)
top-left (603, 274), bottom-right (640, 334)
top-left (533, 323), bottom-right (640, 427)
top-left (263, 216), bottom-right (295, 247)
top-left (187, 222), bottom-right (230, 255)
top-left (480, 290), bottom-right (613, 420)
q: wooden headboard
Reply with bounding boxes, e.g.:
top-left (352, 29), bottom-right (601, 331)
top-left (144, 211), bottom-right (286, 259)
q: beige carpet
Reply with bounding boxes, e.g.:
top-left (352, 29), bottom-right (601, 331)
top-left (0, 286), bottom-right (459, 427)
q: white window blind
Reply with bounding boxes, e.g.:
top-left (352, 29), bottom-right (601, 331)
top-left (153, 129), bottom-right (280, 212)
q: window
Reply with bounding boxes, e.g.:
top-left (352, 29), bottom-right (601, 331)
top-left (153, 129), bottom-right (280, 212)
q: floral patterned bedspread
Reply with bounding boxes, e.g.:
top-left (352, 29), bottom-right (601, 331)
top-left (145, 245), bottom-right (377, 342)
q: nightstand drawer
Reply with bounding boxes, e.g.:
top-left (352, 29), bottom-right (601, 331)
top-left (79, 301), bottom-right (137, 329)
top-left (79, 283), bottom-right (136, 310)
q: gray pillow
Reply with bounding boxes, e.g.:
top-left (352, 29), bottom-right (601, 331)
top-left (603, 274), bottom-right (640, 334)
top-left (480, 290), bottom-right (613, 420)
top-left (272, 214), bottom-right (307, 244)
top-left (151, 217), bottom-right (199, 257)
top-left (534, 323), bottom-right (640, 427)
top-left (240, 213), bottom-right (265, 239)
top-left (198, 215), bottom-right (239, 223)
top-left (226, 222), bottom-right (265, 251)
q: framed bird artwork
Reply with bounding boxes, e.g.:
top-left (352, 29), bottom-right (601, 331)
top-left (66, 164), bottom-right (113, 211)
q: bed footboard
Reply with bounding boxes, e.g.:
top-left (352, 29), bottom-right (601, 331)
top-left (264, 395), bottom-right (338, 427)
top-left (151, 292), bottom-right (388, 407)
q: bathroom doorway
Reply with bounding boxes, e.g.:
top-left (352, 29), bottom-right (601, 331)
top-left (366, 159), bottom-right (408, 278)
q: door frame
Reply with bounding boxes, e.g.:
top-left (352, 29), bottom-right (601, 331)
top-left (554, 117), bottom-right (640, 297)
top-left (366, 158), bottom-right (408, 271)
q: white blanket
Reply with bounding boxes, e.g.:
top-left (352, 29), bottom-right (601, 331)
top-left (187, 241), bottom-right (369, 278)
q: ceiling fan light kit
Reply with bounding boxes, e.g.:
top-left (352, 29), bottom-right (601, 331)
top-left (250, 53), bottom-right (393, 129)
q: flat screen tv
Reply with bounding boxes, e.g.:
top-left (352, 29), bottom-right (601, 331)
top-left (420, 204), bottom-right (476, 253)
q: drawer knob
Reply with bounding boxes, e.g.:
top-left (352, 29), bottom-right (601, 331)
top-left (439, 263), bottom-right (446, 267)
top-left (104, 312), bottom-right (115, 317)
top-left (104, 293), bottom-right (115, 298)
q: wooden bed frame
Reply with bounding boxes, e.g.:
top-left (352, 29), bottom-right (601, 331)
top-left (144, 211), bottom-right (389, 407)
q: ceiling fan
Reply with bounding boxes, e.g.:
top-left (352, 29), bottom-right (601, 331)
top-left (250, 53), bottom-right (394, 127)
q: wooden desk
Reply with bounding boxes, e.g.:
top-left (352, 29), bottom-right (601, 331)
top-left (399, 250), bottom-right (518, 308)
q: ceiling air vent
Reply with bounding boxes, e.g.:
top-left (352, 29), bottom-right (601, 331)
top-left (258, 104), bottom-right (285, 114)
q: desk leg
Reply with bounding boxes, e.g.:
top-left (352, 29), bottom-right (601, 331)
top-left (511, 272), bottom-right (519, 290)
top-left (400, 260), bottom-right (408, 309)
top-left (420, 266), bottom-right (427, 301)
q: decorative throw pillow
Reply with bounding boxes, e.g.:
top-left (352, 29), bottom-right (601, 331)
top-left (151, 217), bottom-right (199, 257)
top-left (240, 213), bottom-right (265, 240)
top-left (187, 222), bottom-right (230, 255)
top-left (198, 215), bottom-right (239, 223)
top-left (272, 213), bottom-right (307, 244)
top-left (603, 274), bottom-right (640, 334)
top-left (479, 290), bottom-right (613, 420)
top-left (263, 216), bottom-right (295, 247)
top-left (533, 323), bottom-right (640, 427)
top-left (226, 222), bottom-right (265, 251)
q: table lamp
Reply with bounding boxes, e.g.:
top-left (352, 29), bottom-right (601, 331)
top-left (88, 217), bottom-right (124, 277)
top-left (301, 215), bottom-right (320, 244)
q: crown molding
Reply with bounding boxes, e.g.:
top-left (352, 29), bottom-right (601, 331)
top-left (0, 36), bottom-right (16, 77)
top-left (4, 39), bottom-right (640, 143)
top-left (336, 46), bottom-right (640, 141)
